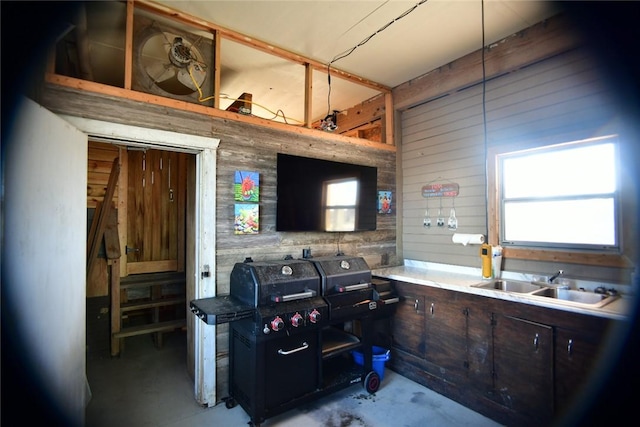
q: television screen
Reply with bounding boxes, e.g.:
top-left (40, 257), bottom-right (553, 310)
top-left (276, 153), bottom-right (377, 232)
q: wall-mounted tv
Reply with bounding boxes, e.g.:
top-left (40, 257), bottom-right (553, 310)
top-left (276, 153), bottom-right (377, 232)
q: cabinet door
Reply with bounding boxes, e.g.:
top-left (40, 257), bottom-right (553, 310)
top-left (554, 323), bottom-right (610, 415)
top-left (423, 287), bottom-right (468, 381)
top-left (466, 300), bottom-right (493, 393)
top-left (493, 314), bottom-right (554, 425)
top-left (391, 282), bottom-right (425, 357)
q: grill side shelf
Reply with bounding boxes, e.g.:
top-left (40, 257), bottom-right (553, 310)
top-left (190, 295), bottom-right (255, 325)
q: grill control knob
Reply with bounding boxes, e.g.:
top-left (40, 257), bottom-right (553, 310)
top-left (290, 312), bottom-right (303, 327)
top-left (270, 316), bottom-right (284, 332)
top-left (308, 309), bottom-right (321, 324)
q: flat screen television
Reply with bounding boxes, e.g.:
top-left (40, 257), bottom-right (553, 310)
top-left (276, 153), bottom-right (377, 232)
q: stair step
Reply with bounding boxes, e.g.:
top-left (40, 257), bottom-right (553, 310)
top-left (120, 272), bottom-right (186, 290)
top-left (113, 319), bottom-right (186, 338)
top-left (120, 297), bottom-right (186, 312)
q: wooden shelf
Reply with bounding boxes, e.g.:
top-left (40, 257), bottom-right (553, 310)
top-left (113, 319), bottom-right (186, 339)
top-left (120, 296), bottom-right (186, 312)
top-left (111, 271), bottom-right (186, 356)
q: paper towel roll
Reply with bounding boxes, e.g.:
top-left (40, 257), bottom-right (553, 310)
top-left (452, 233), bottom-right (485, 246)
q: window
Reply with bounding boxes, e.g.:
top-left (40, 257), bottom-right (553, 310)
top-left (497, 135), bottom-right (619, 252)
top-left (323, 178), bottom-right (358, 232)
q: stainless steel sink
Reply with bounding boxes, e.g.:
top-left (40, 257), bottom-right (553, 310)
top-left (529, 287), bottom-right (618, 308)
top-left (473, 280), bottom-right (546, 293)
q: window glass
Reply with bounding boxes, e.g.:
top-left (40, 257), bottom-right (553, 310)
top-left (324, 178), bottom-right (358, 232)
top-left (499, 136), bottom-right (618, 250)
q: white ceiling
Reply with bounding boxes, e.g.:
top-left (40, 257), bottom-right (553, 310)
top-left (152, 0), bottom-right (563, 124)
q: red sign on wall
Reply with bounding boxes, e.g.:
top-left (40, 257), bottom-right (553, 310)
top-left (421, 182), bottom-right (459, 198)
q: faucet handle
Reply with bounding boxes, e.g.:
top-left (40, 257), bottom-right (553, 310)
top-left (549, 270), bottom-right (564, 283)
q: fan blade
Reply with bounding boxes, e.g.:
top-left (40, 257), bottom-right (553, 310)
top-left (156, 75), bottom-right (196, 96)
top-left (146, 61), bottom-right (175, 84)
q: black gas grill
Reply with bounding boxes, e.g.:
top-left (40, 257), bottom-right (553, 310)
top-left (190, 255), bottom-right (397, 427)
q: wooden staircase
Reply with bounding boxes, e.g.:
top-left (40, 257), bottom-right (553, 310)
top-left (111, 271), bottom-right (186, 356)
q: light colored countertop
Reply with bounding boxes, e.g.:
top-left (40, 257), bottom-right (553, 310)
top-left (372, 260), bottom-right (635, 321)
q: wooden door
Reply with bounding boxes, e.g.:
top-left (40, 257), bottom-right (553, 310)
top-left (4, 97), bottom-right (90, 424)
top-left (554, 322), bottom-right (610, 416)
top-left (126, 149), bottom-right (187, 275)
top-left (493, 314), bottom-right (554, 425)
top-left (423, 286), bottom-right (468, 383)
top-left (391, 281), bottom-right (426, 357)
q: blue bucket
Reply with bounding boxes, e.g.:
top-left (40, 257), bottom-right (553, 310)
top-left (352, 346), bottom-right (391, 381)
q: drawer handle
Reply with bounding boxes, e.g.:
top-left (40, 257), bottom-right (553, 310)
top-left (567, 338), bottom-right (573, 357)
top-left (430, 302), bottom-right (435, 316)
top-left (533, 333), bottom-right (539, 351)
top-left (278, 342), bottom-right (309, 355)
top-left (414, 299), bottom-right (419, 311)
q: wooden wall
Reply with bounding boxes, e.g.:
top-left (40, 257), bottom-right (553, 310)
top-left (87, 142), bottom-right (120, 208)
top-left (396, 18), bottom-right (636, 285)
top-left (39, 84), bottom-right (397, 398)
top-left (87, 142), bottom-right (120, 297)
top-left (41, 85), bottom-right (398, 274)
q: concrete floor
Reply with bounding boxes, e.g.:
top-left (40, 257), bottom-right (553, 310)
top-left (85, 331), bottom-right (503, 427)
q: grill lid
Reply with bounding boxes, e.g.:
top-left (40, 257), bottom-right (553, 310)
top-left (309, 255), bottom-right (372, 295)
top-left (230, 259), bottom-right (321, 306)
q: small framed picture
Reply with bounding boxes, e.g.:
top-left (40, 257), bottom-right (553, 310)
top-left (378, 191), bottom-right (392, 214)
top-left (234, 203), bottom-right (259, 234)
top-left (234, 170), bottom-right (259, 202)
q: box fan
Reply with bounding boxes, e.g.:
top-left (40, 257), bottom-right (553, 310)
top-left (132, 15), bottom-right (214, 105)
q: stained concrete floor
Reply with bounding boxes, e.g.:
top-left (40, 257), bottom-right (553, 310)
top-left (85, 331), bottom-right (503, 427)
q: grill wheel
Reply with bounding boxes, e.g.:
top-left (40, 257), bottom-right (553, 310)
top-left (364, 370), bottom-right (380, 394)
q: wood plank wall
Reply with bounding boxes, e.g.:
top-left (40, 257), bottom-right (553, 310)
top-left (399, 46), bottom-right (633, 284)
top-left (87, 142), bottom-right (120, 209)
top-left (87, 142), bottom-right (120, 297)
top-left (39, 84), bottom-right (397, 398)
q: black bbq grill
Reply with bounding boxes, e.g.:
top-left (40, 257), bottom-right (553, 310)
top-left (190, 255), bottom-right (397, 427)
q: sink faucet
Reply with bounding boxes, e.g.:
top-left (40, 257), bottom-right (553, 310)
top-left (549, 270), bottom-right (564, 283)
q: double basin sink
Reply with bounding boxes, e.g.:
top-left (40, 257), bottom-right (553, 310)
top-left (472, 279), bottom-right (619, 309)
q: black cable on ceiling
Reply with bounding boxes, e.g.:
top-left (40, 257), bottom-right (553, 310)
top-left (325, 0), bottom-right (429, 118)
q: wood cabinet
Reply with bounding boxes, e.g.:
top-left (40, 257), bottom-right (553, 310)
top-left (554, 324), bottom-right (610, 416)
top-left (391, 281), bottom-right (493, 387)
top-left (391, 282), bottom-right (426, 357)
top-left (492, 314), bottom-right (554, 425)
top-left (385, 278), bottom-right (623, 427)
top-left (423, 287), bottom-right (472, 383)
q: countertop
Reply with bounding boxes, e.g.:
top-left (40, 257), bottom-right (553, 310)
top-left (372, 261), bottom-right (635, 321)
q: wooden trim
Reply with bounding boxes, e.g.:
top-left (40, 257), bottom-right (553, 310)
top-left (110, 258), bottom-right (121, 356)
top-left (127, 259), bottom-right (178, 275)
top-left (384, 92), bottom-right (394, 146)
top-left (134, 0), bottom-right (390, 93)
top-left (213, 29), bottom-right (221, 110)
top-left (118, 148), bottom-right (128, 278)
top-left (304, 64), bottom-right (313, 128)
top-left (503, 248), bottom-right (634, 268)
top-left (393, 13), bottom-right (582, 111)
top-left (45, 73), bottom-right (396, 152)
top-left (124, 0), bottom-right (134, 89)
top-left (177, 153), bottom-right (187, 272)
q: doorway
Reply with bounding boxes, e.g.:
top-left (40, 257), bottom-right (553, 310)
top-left (86, 141), bottom-right (193, 357)
top-left (68, 115), bottom-right (220, 407)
